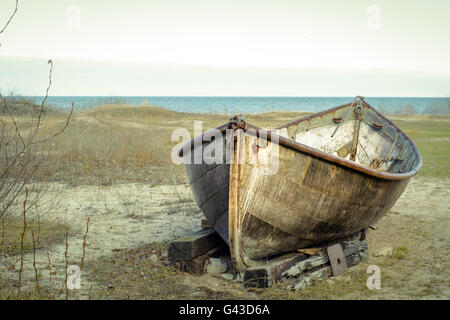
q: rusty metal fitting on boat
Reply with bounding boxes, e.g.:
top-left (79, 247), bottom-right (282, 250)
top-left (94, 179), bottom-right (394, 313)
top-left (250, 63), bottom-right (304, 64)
top-left (228, 114), bottom-right (247, 130)
top-left (372, 121), bottom-right (383, 130)
top-left (332, 116), bottom-right (343, 124)
top-left (353, 99), bottom-right (365, 120)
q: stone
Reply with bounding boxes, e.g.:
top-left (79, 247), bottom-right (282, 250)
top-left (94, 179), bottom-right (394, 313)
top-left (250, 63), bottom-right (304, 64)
top-left (234, 273), bottom-right (243, 283)
top-left (373, 247), bottom-right (394, 257)
top-left (294, 277), bottom-right (312, 290)
top-left (222, 273), bottom-right (234, 280)
top-left (206, 258), bottom-right (227, 274)
top-left (149, 254), bottom-right (159, 264)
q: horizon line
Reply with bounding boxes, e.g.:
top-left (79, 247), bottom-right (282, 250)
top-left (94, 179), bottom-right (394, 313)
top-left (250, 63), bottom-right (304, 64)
top-left (17, 95), bottom-right (450, 98)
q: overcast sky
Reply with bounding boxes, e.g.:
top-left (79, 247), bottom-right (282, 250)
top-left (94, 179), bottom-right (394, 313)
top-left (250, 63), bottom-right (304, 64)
top-left (0, 0), bottom-right (449, 96)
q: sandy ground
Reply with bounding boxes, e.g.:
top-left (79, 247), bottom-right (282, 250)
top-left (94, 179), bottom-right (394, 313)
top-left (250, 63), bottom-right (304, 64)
top-left (1, 175), bottom-right (449, 299)
top-left (364, 175), bottom-right (450, 299)
top-left (1, 183), bottom-right (203, 298)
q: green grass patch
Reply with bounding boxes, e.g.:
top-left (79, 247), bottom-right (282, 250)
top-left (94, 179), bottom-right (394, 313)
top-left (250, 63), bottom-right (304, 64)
top-left (0, 218), bottom-right (70, 256)
top-left (393, 247), bottom-right (408, 260)
top-left (394, 119), bottom-right (450, 177)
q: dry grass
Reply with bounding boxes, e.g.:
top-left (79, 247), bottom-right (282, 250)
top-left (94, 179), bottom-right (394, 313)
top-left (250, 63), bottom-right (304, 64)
top-left (84, 243), bottom-right (245, 300)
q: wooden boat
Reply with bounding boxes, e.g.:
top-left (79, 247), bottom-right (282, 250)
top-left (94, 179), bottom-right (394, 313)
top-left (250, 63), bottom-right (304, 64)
top-left (178, 97), bottom-right (422, 272)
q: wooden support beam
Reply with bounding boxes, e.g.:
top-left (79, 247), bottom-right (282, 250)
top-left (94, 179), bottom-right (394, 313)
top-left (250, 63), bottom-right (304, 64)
top-left (243, 252), bottom-right (306, 288)
top-left (172, 247), bottom-right (225, 275)
top-left (168, 229), bottom-right (226, 267)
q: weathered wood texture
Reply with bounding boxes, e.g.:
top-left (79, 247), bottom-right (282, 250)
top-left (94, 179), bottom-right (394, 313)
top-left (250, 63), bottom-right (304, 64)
top-left (243, 252), bottom-right (306, 288)
top-left (275, 102), bottom-right (420, 173)
top-left (168, 229), bottom-right (226, 272)
top-left (244, 239), bottom-right (368, 288)
top-left (236, 132), bottom-right (409, 263)
top-left (282, 240), bottom-right (368, 278)
top-left (229, 129), bottom-right (249, 272)
top-left (327, 243), bottom-right (348, 277)
top-left (181, 100), bottom-right (421, 271)
top-left (183, 136), bottom-right (230, 245)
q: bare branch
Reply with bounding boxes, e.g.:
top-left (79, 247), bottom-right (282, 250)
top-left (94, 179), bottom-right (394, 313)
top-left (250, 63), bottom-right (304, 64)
top-left (31, 101), bottom-right (74, 145)
top-left (27, 60), bottom-right (54, 145)
top-left (17, 186), bottom-right (27, 297)
top-left (0, 60), bottom-right (73, 191)
top-left (0, 0), bottom-right (18, 36)
top-left (32, 231), bottom-right (41, 297)
top-left (64, 232), bottom-right (69, 300)
top-left (0, 93), bottom-right (26, 148)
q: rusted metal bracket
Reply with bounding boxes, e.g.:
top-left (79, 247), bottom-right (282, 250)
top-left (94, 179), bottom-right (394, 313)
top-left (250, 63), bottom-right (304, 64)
top-left (228, 115), bottom-right (247, 130)
top-left (350, 98), bottom-right (365, 161)
top-left (331, 120), bottom-right (343, 138)
top-left (327, 243), bottom-right (348, 277)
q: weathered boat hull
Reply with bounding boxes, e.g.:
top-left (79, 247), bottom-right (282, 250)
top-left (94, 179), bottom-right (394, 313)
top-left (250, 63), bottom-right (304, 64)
top-left (185, 160), bottom-right (231, 244)
top-left (180, 98), bottom-right (422, 272)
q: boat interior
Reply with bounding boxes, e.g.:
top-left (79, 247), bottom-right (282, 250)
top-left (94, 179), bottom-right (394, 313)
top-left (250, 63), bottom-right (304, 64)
top-left (274, 100), bottom-right (421, 174)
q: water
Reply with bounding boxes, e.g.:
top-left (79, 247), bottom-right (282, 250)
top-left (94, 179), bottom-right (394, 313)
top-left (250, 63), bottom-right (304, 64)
top-left (22, 96), bottom-right (449, 115)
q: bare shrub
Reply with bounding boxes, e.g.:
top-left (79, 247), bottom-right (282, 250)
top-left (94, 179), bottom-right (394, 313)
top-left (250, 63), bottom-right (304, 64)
top-left (1, 62), bottom-right (72, 225)
top-left (1, 1), bottom-right (73, 260)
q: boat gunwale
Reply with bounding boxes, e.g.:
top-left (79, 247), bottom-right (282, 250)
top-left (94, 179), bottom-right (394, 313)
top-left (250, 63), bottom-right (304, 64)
top-left (178, 102), bottom-right (423, 181)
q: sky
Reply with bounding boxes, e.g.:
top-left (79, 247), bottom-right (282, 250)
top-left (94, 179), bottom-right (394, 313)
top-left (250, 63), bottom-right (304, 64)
top-left (0, 0), bottom-right (449, 96)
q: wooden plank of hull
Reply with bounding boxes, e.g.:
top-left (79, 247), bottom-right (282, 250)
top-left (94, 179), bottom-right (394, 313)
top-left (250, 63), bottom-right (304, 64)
top-left (184, 136), bottom-right (230, 244)
top-left (229, 129), bottom-right (252, 271)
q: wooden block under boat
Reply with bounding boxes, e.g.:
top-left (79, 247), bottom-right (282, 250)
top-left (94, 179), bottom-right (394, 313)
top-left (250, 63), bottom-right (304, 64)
top-left (243, 252), bottom-right (306, 288)
top-left (168, 229), bottom-right (227, 275)
top-left (168, 229), bottom-right (226, 264)
top-left (172, 247), bottom-right (225, 275)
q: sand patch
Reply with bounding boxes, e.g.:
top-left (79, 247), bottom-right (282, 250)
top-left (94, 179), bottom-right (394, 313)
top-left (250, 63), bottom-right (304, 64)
top-left (0, 182), bottom-right (203, 298)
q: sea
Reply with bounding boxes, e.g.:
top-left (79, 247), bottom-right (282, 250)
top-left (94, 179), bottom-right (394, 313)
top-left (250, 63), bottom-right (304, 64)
top-left (22, 96), bottom-right (449, 115)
